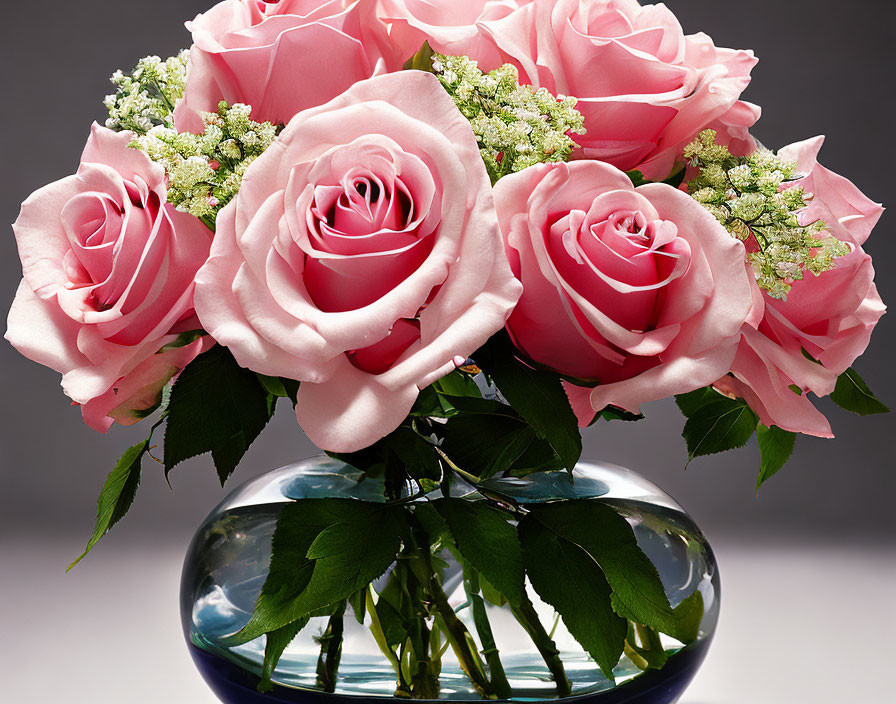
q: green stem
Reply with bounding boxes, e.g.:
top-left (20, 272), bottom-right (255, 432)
top-left (465, 569), bottom-right (512, 699)
top-left (431, 606), bottom-right (493, 699)
top-left (623, 640), bottom-right (650, 671)
top-left (435, 449), bottom-right (527, 519)
top-left (624, 622), bottom-right (668, 672)
top-left (407, 524), bottom-right (494, 699)
top-left (429, 619), bottom-right (448, 678)
top-left (365, 587), bottom-right (410, 697)
top-left (635, 623), bottom-right (664, 653)
top-left (316, 602), bottom-right (346, 692)
top-left (400, 641), bottom-right (413, 692)
top-left (408, 638), bottom-right (439, 698)
top-left (433, 446), bottom-right (481, 486)
top-left (548, 613), bottom-right (561, 640)
top-left (399, 559), bottom-right (440, 699)
top-left (511, 597), bottom-right (572, 698)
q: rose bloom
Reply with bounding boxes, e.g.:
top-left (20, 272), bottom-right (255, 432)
top-left (194, 72), bottom-right (522, 452)
top-left (175, 0), bottom-right (402, 132)
top-left (714, 137), bottom-right (886, 437)
top-left (494, 160), bottom-right (753, 424)
top-left (5, 125), bottom-right (213, 431)
top-left (377, 0), bottom-right (532, 67)
top-left (379, 0), bottom-right (759, 177)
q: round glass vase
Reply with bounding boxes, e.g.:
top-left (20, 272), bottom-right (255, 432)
top-left (181, 457), bottom-right (719, 704)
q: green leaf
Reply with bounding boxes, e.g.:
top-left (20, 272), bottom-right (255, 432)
top-left (257, 374), bottom-right (289, 397)
top-left (258, 617), bottom-right (309, 693)
top-left (250, 501), bottom-right (339, 616)
top-left (593, 406), bottom-right (645, 425)
top-left (434, 499), bottom-right (525, 607)
top-left (403, 41), bottom-right (434, 72)
top-left (227, 501), bottom-right (403, 644)
top-left (382, 445), bottom-right (411, 500)
top-left (384, 426), bottom-right (442, 481)
top-left (519, 515), bottom-right (627, 680)
top-left (158, 329), bottom-right (205, 352)
top-left (670, 591), bottom-right (705, 644)
top-left (440, 412), bottom-right (538, 480)
top-left (222, 501), bottom-right (349, 646)
top-left (674, 387), bottom-right (723, 418)
top-left (371, 575), bottom-right (410, 648)
top-left (506, 440), bottom-right (563, 477)
top-left (624, 622), bottom-right (668, 671)
top-left (257, 375), bottom-right (300, 405)
top-left (830, 367), bottom-right (890, 416)
top-left (327, 442), bottom-right (387, 475)
top-left (682, 397), bottom-right (759, 461)
top-left (473, 331), bottom-right (582, 471)
top-left (618, 590), bottom-right (704, 650)
top-left (479, 578), bottom-right (508, 608)
top-left (68, 440), bottom-right (149, 570)
top-left (663, 167), bottom-right (686, 189)
top-left (438, 395), bottom-right (519, 417)
top-left (529, 502), bottom-right (695, 643)
top-left (626, 170), bottom-right (647, 187)
top-left (434, 370), bottom-right (482, 399)
top-left (801, 347), bottom-right (822, 364)
top-left (283, 381), bottom-right (300, 406)
top-left (413, 502), bottom-right (451, 545)
top-left (347, 588), bottom-right (367, 625)
top-left (409, 382), bottom-right (466, 418)
top-left (624, 168), bottom-right (685, 189)
top-left (164, 345), bottom-right (275, 484)
top-left (756, 425), bottom-right (796, 491)
top-left (410, 384), bottom-right (445, 417)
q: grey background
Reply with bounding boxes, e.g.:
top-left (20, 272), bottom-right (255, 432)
top-left (0, 1), bottom-right (893, 702)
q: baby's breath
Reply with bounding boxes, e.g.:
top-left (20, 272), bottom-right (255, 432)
top-left (685, 130), bottom-right (850, 300)
top-left (105, 52), bottom-right (189, 134)
top-left (431, 54), bottom-right (585, 183)
top-left (131, 102), bottom-right (279, 228)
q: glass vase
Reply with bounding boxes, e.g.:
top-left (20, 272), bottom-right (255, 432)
top-left (181, 457), bottom-right (719, 704)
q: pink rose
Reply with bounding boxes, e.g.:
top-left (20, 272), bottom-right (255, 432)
top-left (382, 0), bottom-right (759, 178)
top-left (193, 72), bottom-right (522, 452)
top-left (493, 160), bottom-right (753, 424)
top-left (714, 137), bottom-right (886, 438)
top-left (81, 337), bottom-right (214, 430)
top-left (175, 0), bottom-right (402, 132)
top-left (5, 125), bottom-right (213, 431)
top-left (377, 0), bottom-right (533, 66)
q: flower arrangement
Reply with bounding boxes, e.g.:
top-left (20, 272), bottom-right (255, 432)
top-left (6, 0), bottom-right (887, 700)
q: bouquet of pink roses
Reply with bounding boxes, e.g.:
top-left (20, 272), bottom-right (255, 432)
top-left (6, 1), bottom-right (887, 701)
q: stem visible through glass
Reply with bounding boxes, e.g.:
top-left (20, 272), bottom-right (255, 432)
top-left (316, 602), bottom-right (346, 692)
top-left (365, 587), bottom-right (410, 696)
top-left (369, 468), bottom-right (577, 700)
top-left (511, 597), bottom-right (572, 697)
top-left (400, 557), bottom-right (441, 699)
top-left (407, 517), bottom-right (494, 699)
top-left (464, 567), bottom-right (512, 699)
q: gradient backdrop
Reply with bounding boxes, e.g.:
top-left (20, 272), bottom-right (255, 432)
top-left (1, 2), bottom-right (893, 703)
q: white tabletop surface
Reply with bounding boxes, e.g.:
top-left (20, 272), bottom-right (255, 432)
top-left (2, 535), bottom-right (893, 703)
